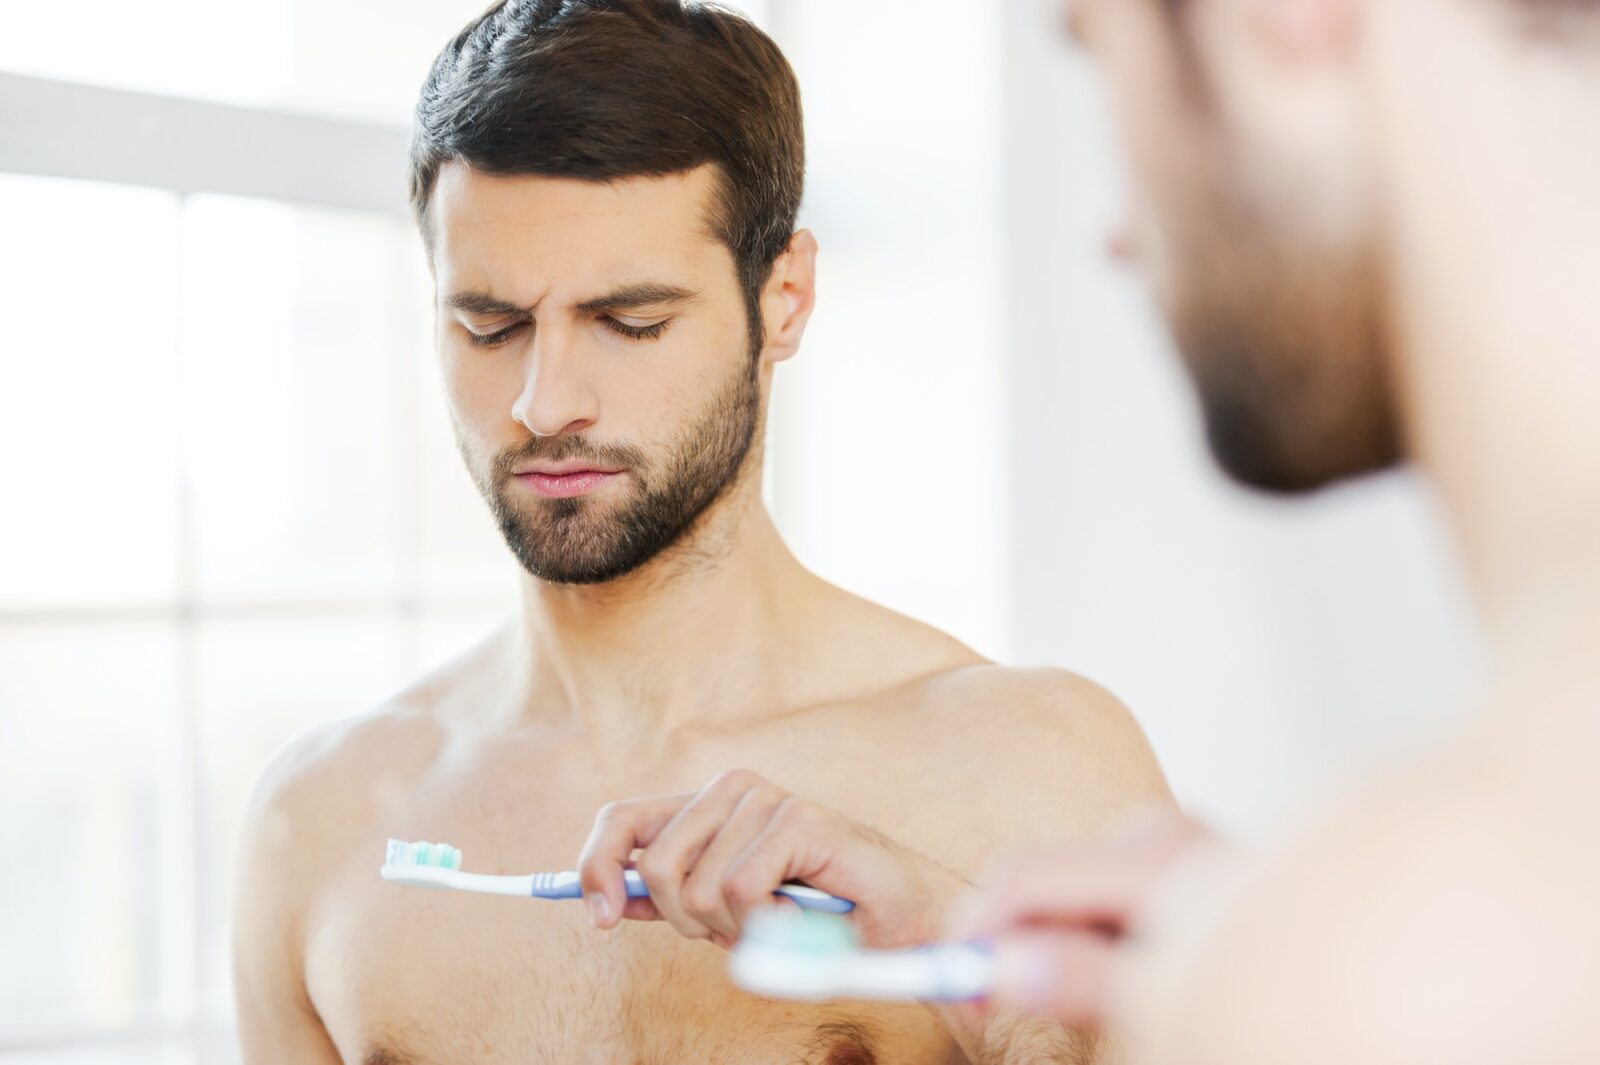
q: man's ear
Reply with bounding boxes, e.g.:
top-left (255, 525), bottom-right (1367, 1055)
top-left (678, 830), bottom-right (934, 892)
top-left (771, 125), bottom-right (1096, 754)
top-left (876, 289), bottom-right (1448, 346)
top-left (757, 229), bottom-right (817, 365)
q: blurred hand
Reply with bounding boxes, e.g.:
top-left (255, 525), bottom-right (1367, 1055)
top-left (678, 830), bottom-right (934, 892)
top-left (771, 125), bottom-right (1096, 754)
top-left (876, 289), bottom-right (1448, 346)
top-left (577, 769), bottom-right (966, 949)
top-left (946, 807), bottom-right (1217, 1027)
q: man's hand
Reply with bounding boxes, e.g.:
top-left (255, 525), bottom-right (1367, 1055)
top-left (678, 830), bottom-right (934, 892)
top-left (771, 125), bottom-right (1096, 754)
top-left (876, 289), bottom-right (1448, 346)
top-left (577, 769), bottom-right (966, 949)
top-left (946, 807), bottom-right (1217, 1027)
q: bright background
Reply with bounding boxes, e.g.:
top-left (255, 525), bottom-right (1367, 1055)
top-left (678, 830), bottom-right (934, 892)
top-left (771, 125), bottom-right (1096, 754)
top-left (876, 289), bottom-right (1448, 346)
top-left (0, 0), bottom-right (1480, 1060)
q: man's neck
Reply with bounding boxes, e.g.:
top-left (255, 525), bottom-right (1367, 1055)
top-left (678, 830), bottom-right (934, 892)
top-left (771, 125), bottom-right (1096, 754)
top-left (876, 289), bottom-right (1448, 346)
top-left (1374, 0), bottom-right (1600, 668)
top-left (504, 483), bottom-right (821, 741)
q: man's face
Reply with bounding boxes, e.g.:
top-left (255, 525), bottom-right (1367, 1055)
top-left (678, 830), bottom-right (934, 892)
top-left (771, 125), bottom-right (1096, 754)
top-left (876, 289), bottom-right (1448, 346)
top-left (429, 163), bottom-right (762, 584)
top-left (1069, 0), bottom-right (1401, 492)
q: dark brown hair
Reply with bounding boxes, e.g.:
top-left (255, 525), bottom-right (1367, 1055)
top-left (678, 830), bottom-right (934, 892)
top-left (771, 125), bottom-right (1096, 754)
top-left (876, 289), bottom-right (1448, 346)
top-left (409, 0), bottom-right (804, 332)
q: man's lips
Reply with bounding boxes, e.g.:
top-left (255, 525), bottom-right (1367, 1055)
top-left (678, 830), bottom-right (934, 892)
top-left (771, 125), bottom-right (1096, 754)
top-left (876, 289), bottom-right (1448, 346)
top-left (512, 465), bottom-right (624, 499)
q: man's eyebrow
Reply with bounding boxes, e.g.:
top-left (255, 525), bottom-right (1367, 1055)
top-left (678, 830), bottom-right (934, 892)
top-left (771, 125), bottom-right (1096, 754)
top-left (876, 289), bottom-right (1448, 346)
top-left (444, 291), bottom-right (530, 317)
top-left (575, 282), bottom-right (700, 315)
top-left (443, 282), bottom-right (700, 318)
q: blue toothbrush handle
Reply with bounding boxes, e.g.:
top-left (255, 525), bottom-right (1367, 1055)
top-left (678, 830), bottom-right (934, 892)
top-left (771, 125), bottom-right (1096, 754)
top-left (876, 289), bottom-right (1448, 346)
top-left (775, 884), bottom-right (856, 914)
top-left (619, 870), bottom-right (855, 914)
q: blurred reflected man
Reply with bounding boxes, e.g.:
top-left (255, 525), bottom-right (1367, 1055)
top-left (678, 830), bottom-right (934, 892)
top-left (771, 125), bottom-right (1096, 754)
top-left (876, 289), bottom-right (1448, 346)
top-left (230, 2), bottom-right (1170, 1062)
top-left (953, 0), bottom-right (1600, 1060)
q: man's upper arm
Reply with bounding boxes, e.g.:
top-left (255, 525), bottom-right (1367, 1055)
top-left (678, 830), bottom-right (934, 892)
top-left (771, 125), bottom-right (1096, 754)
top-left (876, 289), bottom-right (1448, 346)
top-left (930, 668), bottom-right (1173, 1065)
top-left (231, 737), bottom-right (346, 1064)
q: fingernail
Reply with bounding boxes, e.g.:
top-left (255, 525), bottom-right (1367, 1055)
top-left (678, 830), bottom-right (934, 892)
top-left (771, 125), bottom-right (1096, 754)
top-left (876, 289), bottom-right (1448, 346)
top-left (588, 892), bottom-right (613, 927)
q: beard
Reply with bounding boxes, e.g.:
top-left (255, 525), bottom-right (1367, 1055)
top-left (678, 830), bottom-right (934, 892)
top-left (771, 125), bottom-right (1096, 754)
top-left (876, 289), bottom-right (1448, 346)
top-left (1136, 7), bottom-right (1404, 495)
top-left (1154, 164), bottom-right (1404, 495)
top-left (467, 356), bottom-right (762, 585)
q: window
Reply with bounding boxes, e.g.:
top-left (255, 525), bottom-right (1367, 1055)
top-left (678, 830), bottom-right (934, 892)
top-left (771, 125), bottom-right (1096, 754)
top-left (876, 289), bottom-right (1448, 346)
top-left (0, 90), bottom-right (514, 1065)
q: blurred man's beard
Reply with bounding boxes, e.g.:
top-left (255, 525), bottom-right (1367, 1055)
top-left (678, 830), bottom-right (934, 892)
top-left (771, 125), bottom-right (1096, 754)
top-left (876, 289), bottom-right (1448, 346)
top-left (468, 358), bottom-right (761, 585)
top-left (1158, 169), bottom-right (1403, 495)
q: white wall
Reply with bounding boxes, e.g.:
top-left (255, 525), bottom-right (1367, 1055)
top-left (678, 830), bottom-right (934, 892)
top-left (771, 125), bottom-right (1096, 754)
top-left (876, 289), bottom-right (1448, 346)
top-left (997, 0), bottom-right (1483, 836)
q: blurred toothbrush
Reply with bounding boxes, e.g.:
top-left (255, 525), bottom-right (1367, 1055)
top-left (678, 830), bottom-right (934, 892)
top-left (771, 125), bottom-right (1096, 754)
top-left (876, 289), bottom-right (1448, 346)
top-left (729, 908), bottom-right (993, 1003)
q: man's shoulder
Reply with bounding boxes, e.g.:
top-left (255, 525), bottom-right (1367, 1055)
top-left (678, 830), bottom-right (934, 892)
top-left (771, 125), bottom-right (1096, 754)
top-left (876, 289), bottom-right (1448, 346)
top-left (253, 701), bottom-right (437, 813)
top-left (913, 663), bottom-right (1150, 756)
top-left (240, 700), bottom-right (444, 871)
top-left (913, 662), bottom-right (1120, 716)
top-left (243, 625), bottom-right (503, 845)
top-left (894, 664), bottom-right (1172, 840)
top-left (229, 696), bottom-right (449, 995)
top-left (823, 586), bottom-right (1144, 741)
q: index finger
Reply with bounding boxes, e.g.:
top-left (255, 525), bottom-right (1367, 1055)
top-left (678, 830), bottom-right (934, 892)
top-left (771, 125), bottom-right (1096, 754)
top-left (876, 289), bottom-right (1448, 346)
top-left (576, 792), bottom-right (693, 928)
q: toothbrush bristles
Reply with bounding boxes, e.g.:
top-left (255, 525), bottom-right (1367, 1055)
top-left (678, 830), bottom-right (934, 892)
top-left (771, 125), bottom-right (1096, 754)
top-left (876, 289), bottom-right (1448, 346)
top-left (385, 838), bottom-right (462, 871)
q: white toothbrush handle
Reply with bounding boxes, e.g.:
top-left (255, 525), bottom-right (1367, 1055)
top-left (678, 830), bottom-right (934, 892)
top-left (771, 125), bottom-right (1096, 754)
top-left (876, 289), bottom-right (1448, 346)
top-left (380, 864), bottom-right (536, 896)
top-left (843, 942), bottom-right (995, 1001)
top-left (729, 941), bottom-right (996, 1003)
top-left (382, 863), bottom-right (856, 914)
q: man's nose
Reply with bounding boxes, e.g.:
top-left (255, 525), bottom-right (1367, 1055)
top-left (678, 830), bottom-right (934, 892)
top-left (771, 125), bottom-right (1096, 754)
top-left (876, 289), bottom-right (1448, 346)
top-left (509, 326), bottom-right (599, 437)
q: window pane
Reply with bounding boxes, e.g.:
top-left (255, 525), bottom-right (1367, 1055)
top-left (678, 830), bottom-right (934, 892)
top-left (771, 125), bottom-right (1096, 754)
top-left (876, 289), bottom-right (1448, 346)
top-left (0, 175), bottom-right (181, 610)
top-left (415, 609), bottom-right (508, 675)
top-left (0, 623), bottom-right (183, 1028)
top-left (0, 1043), bottom-right (193, 1065)
top-left (180, 195), bottom-right (429, 604)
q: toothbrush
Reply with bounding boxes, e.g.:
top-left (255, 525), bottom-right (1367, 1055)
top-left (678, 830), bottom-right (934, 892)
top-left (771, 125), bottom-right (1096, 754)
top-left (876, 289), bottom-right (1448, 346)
top-left (729, 908), bottom-right (994, 1003)
top-left (380, 838), bottom-right (856, 914)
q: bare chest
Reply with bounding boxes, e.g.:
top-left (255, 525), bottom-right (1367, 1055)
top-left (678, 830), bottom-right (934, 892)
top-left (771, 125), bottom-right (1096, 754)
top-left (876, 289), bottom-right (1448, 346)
top-left (304, 744), bottom-right (964, 1065)
top-left (309, 870), bottom-right (948, 1065)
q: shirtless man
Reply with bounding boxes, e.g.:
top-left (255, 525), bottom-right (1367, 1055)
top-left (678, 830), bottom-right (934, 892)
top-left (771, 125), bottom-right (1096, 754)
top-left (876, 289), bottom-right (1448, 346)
top-left (949, 0), bottom-right (1600, 1060)
top-left (230, 2), bottom-right (1169, 1062)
